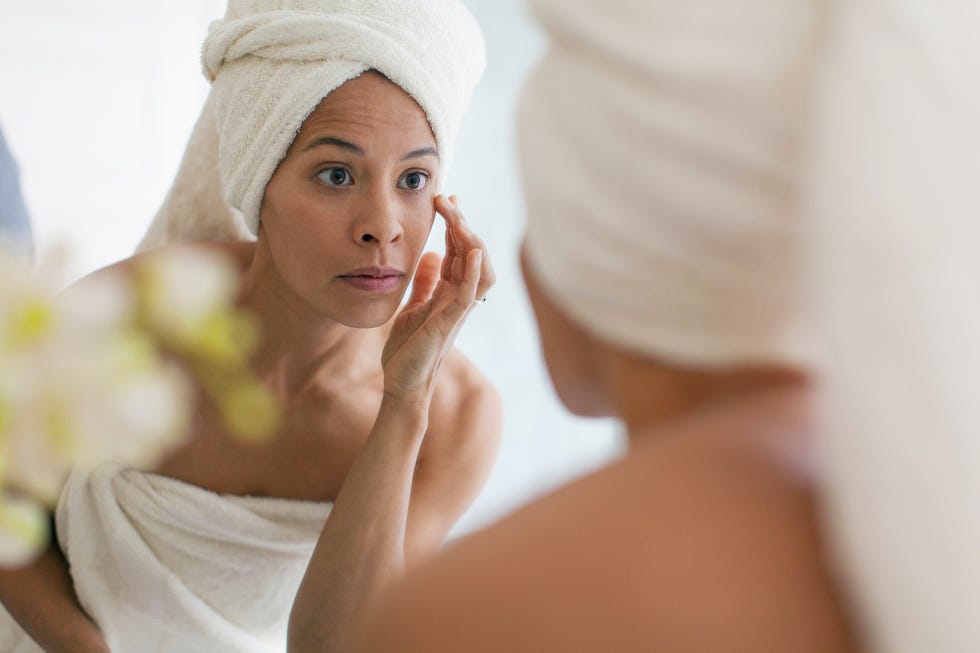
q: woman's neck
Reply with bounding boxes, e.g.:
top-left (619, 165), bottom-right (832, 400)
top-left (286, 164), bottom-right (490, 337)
top-left (604, 350), bottom-right (810, 445)
top-left (236, 243), bottom-right (381, 399)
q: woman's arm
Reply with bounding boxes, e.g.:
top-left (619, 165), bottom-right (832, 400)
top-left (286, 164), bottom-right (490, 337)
top-left (404, 359), bottom-right (502, 563)
top-left (0, 535), bottom-right (109, 653)
top-left (288, 366), bottom-right (501, 653)
top-left (288, 195), bottom-right (494, 653)
top-left (288, 395), bottom-right (430, 653)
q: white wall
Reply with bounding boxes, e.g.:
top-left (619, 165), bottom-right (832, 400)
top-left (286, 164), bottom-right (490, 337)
top-left (0, 0), bottom-right (623, 533)
top-left (1, 0), bottom-right (226, 274)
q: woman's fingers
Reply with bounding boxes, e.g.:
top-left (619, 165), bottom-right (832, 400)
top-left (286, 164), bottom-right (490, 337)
top-left (463, 248), bottom-right (482, 301)
top-left (471, 231), bottom-right (494, 301)
top-left (407, 252), bottom-right (442, 307)
top-left (449, 248), bottom-right (482, 321)
top-left (426, 248), bottom-right (479, 336)
top-left (441, 224), bottom-right (454, 281)
top-left (447, 196), bottom-right (466, 282)
top-left (382, 245), bottom-right (482, 401)
top-left (434, 193), bottom-right (495, 301)
top-left (435, 195), bottom-right (461, 282)
top-left (444, 195), bottom-right (495, 300)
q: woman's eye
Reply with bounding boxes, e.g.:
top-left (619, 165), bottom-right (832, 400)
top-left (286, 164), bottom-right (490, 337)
top-left (398, 172), bottom-right (428, 191)
top-left (318, 167), bottom-right (352, 186)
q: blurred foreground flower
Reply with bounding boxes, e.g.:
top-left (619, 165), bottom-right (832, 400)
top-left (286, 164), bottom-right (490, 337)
top-left (0, 246), bottom-right (279, 566)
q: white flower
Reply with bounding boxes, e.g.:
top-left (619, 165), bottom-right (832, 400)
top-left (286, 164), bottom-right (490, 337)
top-left (58, 269), bottom-right (135, 338)
top-left (0, 306), bottom-right (192, 503)
top-left (0, 245), bottom-right (274, 567)
top-left (138, 246), bottom-right (240, 343)
top-left (0, 496), bottom-right (47, 567)
top-left (0, 248), bottom-right (192, 562)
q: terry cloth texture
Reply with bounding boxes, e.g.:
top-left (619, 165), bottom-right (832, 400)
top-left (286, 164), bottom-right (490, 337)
top-left (0, 462), bottom-right (332, 652)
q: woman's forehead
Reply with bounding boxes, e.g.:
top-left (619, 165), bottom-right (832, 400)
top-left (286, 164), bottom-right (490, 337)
top-left (296, 72), bottom-right (435, 147)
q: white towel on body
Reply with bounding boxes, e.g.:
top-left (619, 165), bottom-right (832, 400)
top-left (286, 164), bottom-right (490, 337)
top-left (0, 462), bottom-right (331, 652)
top-left (139, 0), bottom-right (485, 250)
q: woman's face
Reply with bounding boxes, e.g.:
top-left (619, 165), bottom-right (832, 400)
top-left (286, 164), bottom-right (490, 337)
top-left (259, 71), bottom-right (439, 328)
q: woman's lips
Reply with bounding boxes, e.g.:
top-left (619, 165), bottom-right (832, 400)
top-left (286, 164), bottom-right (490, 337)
top-left (338, 267), bottom-right (404, 293)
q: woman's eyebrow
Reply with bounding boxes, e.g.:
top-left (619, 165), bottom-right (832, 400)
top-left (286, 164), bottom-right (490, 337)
top-left (302, 136), bottom-right (364, 154)
top-left (401, 147), bottom-right (439, 161)
top-left (300, 137), bottom-right (437, 161)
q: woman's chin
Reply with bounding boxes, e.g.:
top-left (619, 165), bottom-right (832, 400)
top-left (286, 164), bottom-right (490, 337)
top-left (328, 301), bottom-right (402, 329)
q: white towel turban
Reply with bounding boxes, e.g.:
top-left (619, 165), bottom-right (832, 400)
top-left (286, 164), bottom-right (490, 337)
top-left (519, 0), bottom-right (820, 369)
top-left (139, 0), bottom-right (484, 248)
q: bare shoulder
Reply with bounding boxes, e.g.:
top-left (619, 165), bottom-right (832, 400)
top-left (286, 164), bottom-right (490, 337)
top-left (423, 348), bottom-right (502, 460)
top-left (67, 241), bottom-right (253, 288)
top-left (430, 348), bottom-right (500, 416)
top-left (364, 425), bottom-right (857, 653)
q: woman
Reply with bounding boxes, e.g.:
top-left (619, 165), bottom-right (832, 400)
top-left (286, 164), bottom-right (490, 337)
top-left (364, 0), bottom-right (980, 649)
top-left (0, 2), bottom-right (500, 652)
top-left (357, 0), bottom-right (864, 650)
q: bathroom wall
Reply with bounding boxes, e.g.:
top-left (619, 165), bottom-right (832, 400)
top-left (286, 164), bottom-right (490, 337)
top-left (0, 0), bottom-right (623, 534)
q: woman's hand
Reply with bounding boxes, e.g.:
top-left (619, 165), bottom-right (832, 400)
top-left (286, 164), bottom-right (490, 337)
top-left (381, 195), bottom-right (495, 405)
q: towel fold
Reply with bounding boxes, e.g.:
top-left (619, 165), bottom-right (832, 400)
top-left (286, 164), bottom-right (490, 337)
top-left (0, 462), bottom-right (331, 652)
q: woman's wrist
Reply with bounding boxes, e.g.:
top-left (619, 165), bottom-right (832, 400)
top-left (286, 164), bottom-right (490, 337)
top-left (372, 394), bottom-right (430, 458)
top-left (379, 397), bottom-right (430, 431)
top-left (377, 392), bottom-right (430, 434)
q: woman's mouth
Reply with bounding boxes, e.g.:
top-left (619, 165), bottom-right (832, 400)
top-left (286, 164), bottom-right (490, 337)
top-left (338, 267), bottom-right (405, 293)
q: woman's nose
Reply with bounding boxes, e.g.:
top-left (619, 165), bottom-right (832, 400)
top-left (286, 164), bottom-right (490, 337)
top-left (353, 191), bottom-right (404, 247)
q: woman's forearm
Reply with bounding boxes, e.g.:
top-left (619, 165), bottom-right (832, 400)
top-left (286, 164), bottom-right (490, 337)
top-left (288, 394), bottom-right (429, 653)
top-left (0, 540), bottom-right (109, 653)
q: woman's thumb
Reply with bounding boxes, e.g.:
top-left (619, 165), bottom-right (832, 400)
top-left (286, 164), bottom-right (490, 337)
top-left (407, 252), bottom-right (442, 305)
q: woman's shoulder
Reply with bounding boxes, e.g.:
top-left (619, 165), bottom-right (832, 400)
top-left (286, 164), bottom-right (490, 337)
top-left (428, 348), bottom-right (501, 430)
top-left (416, 349), bottom-right (503, 493)
top-left (69, 240), bottom-right (254, 287)
top-left (362, 419), bottom-right (856, 653)
top-left (420, 348), bottom-right (502, 463)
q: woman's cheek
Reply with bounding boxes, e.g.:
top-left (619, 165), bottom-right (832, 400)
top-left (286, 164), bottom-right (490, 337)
top-left (411, 203), bottom-right (437, 240)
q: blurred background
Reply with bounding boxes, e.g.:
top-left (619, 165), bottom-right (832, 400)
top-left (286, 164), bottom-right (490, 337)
top-left (0, 0), bottom-right (623, 534)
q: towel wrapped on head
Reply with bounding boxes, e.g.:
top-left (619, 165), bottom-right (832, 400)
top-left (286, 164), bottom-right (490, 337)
top-left (140, 0), bottom-right (485, 249)
top-left (519, 0), bottom-right (819, 370)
